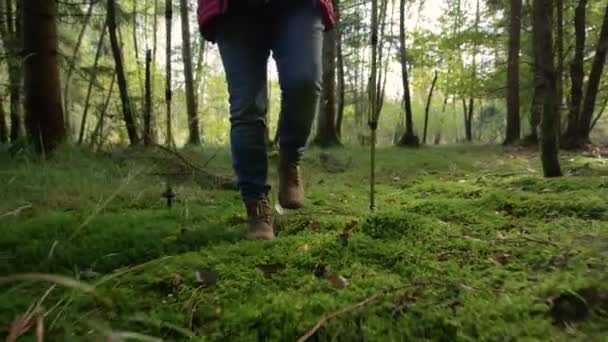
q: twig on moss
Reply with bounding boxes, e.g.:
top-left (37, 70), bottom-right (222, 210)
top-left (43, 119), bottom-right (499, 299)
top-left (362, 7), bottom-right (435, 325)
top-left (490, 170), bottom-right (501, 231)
top-left (0, 204), bottom-right (33, 219)
top-left (297, 286), bottom-right (407, 342)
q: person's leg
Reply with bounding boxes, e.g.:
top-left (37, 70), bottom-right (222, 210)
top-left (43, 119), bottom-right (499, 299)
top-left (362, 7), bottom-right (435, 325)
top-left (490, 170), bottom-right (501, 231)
top-left (271, 1), bottom-right (324, 208)
top-left (216, 10), bottom-right (274, 239)
top-left (216, 11), bottom-right (270, 202)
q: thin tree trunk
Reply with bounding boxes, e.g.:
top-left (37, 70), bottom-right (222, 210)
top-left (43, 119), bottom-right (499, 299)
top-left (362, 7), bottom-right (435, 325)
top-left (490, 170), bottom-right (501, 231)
top-left (556, 0), bottom-right (564, 133)
top-left (398, 0), bottom-right (419, 146)
top-left (108, 0), bottom-right (139, 146)
top-left (0, 95), bottom-right (7, 143)
top-left (150, 0), bottom-right (159, 143)
top-left (90, 72), bottom-right (116, 149)
top-left (423, 70), bottom-right (439, 144)
top-left (535, 0), bottom-right (562, 177)
top-left (165, 0), bottom-right (174, 147)
top-left (466, 0), bottom-right (479, 143)
top-left (194, 38), bottom-right (206, 109)
top-left (563, 0), bottom-right (587, 146)
top-left (63, 2), bottom-right (94, 137)
top-left (78, 20), bottom-right (108, 145)
top-left (22, 0), bottom-right (65, 154)
top-left (504, 0), bottom-right (522, 145)
top-left (590, 95), bottom-right (607, 131)
top-left (180, 0), bottom-right (201, 145)
top-left (466, 97), bottom-right (474, 142)
top-left (133, 0), bottom-right (145, 116)
top-left (0, 0), bottom-right (23, 142)
top-left (526, 7), bottom-right (544, 145)
top-left (578, 3), bottom-right (608, 143)
top-left (335, 0), bottom-right (345, 139)
top-left (144, 49), bottom-right (153, 146)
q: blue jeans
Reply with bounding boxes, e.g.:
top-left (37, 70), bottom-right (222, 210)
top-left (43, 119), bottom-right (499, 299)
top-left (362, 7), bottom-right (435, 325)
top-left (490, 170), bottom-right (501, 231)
top-left (216, 1), bottom-right (323, 202)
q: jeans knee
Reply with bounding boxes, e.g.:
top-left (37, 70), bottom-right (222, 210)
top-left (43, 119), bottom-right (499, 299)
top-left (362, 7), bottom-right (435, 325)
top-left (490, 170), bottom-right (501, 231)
top-left (284, 77), bottom-right (321, 100)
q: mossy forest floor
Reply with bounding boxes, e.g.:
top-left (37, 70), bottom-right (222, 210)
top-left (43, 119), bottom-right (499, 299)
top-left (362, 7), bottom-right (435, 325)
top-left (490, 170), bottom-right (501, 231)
top-left (1, 145), bottom-right (607, 341)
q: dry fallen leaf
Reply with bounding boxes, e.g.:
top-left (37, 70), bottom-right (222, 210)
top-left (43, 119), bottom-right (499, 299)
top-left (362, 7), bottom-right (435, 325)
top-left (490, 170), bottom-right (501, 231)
top-left (194, 269), bottom-right (217, 287)
top-left (326, 272), bottom-right (349, 289)
top-left (256, 263), bottom-right (286, 278)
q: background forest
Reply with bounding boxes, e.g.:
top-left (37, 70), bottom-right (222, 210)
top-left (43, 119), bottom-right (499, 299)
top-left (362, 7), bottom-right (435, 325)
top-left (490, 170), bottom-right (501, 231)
top-left (1, 0), bottom-right (606, 152)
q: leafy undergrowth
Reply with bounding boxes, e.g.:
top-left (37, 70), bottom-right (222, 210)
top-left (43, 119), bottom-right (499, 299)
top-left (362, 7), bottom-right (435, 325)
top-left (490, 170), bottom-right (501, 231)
top-left (1, 145), bottom-right (607, 341)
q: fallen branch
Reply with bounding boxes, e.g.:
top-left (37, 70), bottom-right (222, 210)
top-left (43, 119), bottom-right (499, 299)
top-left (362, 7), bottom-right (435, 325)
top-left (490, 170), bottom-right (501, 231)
top-left (297, 287), bottom-right (406, 342)
top-left (0, 204), bottom-right (33, 219)
top-left (151, 143), bottom-right (202, 174)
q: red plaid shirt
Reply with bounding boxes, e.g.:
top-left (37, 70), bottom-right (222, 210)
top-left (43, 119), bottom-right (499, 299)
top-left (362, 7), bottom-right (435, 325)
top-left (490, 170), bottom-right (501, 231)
top-left (197, 0), bottom-right (336, 41)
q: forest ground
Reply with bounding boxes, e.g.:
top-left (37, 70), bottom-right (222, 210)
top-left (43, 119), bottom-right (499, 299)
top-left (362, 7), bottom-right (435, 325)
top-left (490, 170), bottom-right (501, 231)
top-left (1, 144), bottom-right (607, 341)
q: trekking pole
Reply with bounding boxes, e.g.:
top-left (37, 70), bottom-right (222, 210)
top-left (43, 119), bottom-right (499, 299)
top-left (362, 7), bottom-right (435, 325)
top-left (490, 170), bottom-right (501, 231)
top-left (368, 0), bottom-right (379, 211)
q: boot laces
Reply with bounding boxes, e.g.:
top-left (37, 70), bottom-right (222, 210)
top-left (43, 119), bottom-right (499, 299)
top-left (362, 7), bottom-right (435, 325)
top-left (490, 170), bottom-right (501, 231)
top-left (285, 162), bottom-right (300, 186)
top-left (250, 198), bottom-right (272, 224)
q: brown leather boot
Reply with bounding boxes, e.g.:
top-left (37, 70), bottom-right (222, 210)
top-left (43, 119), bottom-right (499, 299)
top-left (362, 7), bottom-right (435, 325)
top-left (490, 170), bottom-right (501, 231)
top-left (278, 154), bottom-right (305, 209)
top-left (245, 197), bottom-right (275, 240)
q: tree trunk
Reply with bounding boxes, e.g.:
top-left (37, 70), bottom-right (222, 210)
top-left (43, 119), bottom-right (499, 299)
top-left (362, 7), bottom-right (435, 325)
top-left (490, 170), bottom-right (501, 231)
top-left (165, 0), bottom-right (174, 147)
top-left (534, 0), bottom-right (562, 177)
top-left (423, 70), bottom-right (438, 144)
top-left (314, 19), bottom-right (340, 147)
top-left (144, 49), bottom-right (153, 146)
top-left (150, 0), bottom-right (159, 143)
top-left (0, 0), bottom-right (23, 142)
top-left (63, 0), bottom-right (95, 137)
top-left (525, 8), bottom-right (544, 145)
top-left (63, 3), bottom-right (94, 137)
top-left (556, 0), bottom-right (564, 133)
top-left (504, 0), bottom-right (522, 145)
top-left (0, 95), bottom-right (7, 143)
top-left (563, 0), bottom-right (587, 147)
top-left (194, 38), bottom-right (206, 110)
top-left (465, 97), bottom-right (474, 142)
top-left (108, 0), bottom-right (139, 146)
top-left (90, 72), bottom-right (116, 149)
top-left (133, 1), bottom-right (145, 117)
top-left (22, 0), bottom-right (65, 154)
top-left (335, 0), bottom-right (345, 139)
top-left (578, 3), bottom-right (608, 144)
top-left (180, 0), bottom-right (201, 145)
top-left (78, 20), bottom-right (108, 145)
top-left (398, 0), bottom-right (419, 147)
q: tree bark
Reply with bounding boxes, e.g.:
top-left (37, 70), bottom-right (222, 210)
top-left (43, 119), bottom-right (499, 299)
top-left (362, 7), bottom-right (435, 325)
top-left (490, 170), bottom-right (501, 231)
top-left (398, 0), bottom-right (419, 147)
top-left (534, 0), bottom-right (562, 177)
top-left (563, 0), bottom-right (587, 147)
top-left (165, 0), bottom-right (174, 147)
top-left (423, 70), bottom-right (439, 144)
top-left (180, 0), bottom-right (201, 145)
top-left (63, 2), bottom-right (95, 137)
top-left (22, 0), bottom-right (66, 154)
top-left (578, 3), bottom-right (608, 143)
top-left (504, 0), bottom-right (522, 145)
top-left (78, 20), bottom-right (108, 145)
top-left (108, 0), bottom-right (139, 146)
top-left (314, 17), bottom-right (340, 147)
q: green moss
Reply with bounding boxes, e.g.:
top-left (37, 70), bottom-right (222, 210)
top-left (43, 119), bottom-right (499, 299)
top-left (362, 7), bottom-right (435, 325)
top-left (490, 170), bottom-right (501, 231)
top-left (0, 146), bottom-right (607, 341)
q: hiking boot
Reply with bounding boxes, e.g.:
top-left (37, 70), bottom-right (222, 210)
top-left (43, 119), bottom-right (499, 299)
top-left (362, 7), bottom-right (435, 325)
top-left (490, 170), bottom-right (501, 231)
top-left (278, 154), bottom-right (305, 209)
top-left (245, 197), bottom-right (275, 240)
